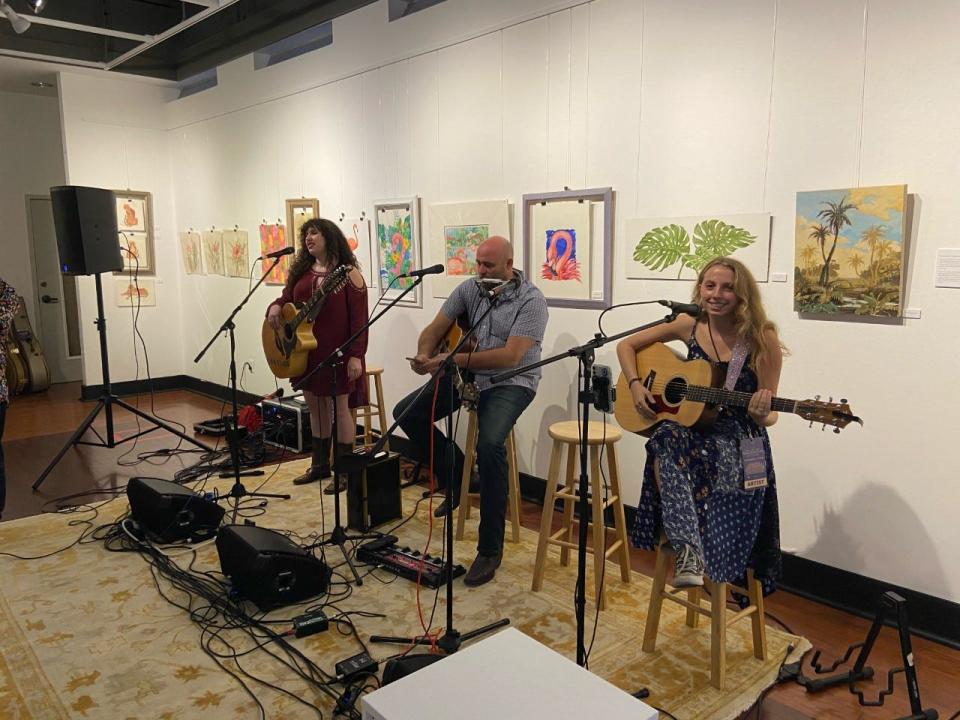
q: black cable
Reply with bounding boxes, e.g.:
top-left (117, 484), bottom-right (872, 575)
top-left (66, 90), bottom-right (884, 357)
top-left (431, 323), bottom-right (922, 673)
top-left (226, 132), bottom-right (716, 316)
top-left (597, 299), bottom-right (662, 337)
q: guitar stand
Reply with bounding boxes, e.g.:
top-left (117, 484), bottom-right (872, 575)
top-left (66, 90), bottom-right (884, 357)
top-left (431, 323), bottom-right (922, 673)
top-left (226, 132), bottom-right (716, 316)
top-left (33, 274), bottom-right (214, 491)
top-left (779, 591), bottom-right (938, 720)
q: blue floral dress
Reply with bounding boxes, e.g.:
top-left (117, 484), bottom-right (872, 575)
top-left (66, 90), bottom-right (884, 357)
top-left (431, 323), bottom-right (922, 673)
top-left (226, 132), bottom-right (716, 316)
top-left (630, 334), bottom-right (782, 594)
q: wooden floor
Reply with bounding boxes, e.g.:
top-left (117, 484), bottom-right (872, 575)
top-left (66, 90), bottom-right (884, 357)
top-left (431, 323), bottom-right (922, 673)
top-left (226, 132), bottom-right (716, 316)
top-left (4, 383), bottom-right (958, 720)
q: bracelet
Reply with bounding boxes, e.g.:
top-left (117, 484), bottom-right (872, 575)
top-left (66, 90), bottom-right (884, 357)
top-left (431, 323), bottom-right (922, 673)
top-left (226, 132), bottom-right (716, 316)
top-left (628, 377), bottom-right (642, 386)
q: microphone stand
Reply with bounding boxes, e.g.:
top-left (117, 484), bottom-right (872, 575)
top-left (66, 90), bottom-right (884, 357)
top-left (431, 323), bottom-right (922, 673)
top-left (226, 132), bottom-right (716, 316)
top-left (490, 309), bottom-right (684, 667)
top-left (293, 273), bottom-right (425, 585)
top-left (369, 283), bottom-right (511, 653)
top-left (194, 255), bottom-right (291, 524)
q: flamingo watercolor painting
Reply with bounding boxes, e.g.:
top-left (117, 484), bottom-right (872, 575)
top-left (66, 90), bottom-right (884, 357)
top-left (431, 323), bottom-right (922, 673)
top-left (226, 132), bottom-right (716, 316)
top-left (542, 229), bottom-right (581, 282)
top-left (444, 224), bottom-right (487, 276)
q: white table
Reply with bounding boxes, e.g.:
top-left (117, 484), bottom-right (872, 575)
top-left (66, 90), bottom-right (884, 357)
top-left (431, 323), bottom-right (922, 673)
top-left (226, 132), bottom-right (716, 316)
top-left (362, 627), bottom-right (658, 720)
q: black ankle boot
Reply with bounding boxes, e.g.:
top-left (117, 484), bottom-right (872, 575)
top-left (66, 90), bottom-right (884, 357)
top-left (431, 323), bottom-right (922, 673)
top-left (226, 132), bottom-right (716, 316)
top-left (293, 437), bottom-right (332, 485)
top-left (322, 442), bottom-right (354, 495)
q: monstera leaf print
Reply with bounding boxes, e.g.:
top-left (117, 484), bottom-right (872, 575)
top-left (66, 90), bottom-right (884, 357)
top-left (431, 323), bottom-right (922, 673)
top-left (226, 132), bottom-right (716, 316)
top-left (633, 224), bottom-right (690, 272)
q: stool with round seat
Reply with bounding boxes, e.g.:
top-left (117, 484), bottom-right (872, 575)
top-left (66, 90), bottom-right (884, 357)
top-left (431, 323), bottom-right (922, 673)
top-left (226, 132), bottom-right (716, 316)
top-left (530, 420), bottom-right (631, 610)
top-left (352, 365), bottom-right (388, 449)
top-left (642, 537), bottom-right (768, 690)
top-left (454, 409), bottom-right (521, 543)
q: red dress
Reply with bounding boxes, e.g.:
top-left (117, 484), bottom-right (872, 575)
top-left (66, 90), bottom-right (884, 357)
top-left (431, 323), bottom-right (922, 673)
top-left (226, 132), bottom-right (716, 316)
top-left (271, 269), bottom-right (369, 407)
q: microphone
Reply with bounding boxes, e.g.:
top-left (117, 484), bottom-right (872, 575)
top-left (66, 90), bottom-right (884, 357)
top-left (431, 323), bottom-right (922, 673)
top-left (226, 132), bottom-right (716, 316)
top-left (658, 300), bottom-right (701, 317)
top-left (259, 246), bottom-right (295, 260)
top-left (397, 263), bottom-right (444, 279)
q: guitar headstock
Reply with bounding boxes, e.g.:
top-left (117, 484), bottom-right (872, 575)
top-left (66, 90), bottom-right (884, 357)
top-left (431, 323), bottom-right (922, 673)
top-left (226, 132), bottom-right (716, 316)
top-left (322, 264), bottom-right (350, 295)
top-left (796, 397), bottom-right (863, 433)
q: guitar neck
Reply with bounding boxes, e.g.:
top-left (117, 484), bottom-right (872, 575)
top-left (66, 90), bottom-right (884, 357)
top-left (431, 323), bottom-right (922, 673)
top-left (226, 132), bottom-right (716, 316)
top-left (685, 385), bottom-right (797, 415)
top-left (292, 283), bottom-right (333, 329)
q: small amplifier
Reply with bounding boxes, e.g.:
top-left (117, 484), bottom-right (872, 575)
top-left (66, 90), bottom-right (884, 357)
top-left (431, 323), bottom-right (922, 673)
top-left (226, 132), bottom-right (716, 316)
top-left (262, 396), bottom-right (312, 453)
top-left (346, 451), bottom-right (402, 531)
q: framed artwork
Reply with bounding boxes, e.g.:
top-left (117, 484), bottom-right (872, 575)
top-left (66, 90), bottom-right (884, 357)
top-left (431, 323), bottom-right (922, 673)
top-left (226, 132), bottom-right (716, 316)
top-left (374, 197), bottom-right (422, 308)
top-left (286, 198), bottom-right (319, 248)
top-left (114, 190), bottom-right (154, 275)
top-left (178, 230), bottom-right (203, 275)
top-left (337, 216), bottom-right (374, 287)
top-left (202, 230), bottom-right (225, 276)
top-left (259, 223), bottom-right (289, 285)
top-left (794, 184), bottom-right (908, 317)
top-left (427, 199), bottom-right (510, 298)
top-left (523, 187), bottom-right (613, 309)
top-left (625, 213), bottom-right (771, 281)
top-left (115, 277), bottom-right (156, 307)
top-left (222, 229), bottom-right (250, 278)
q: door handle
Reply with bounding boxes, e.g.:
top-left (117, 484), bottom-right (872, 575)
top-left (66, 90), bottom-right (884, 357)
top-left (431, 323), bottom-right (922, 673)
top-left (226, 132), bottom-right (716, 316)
top-left (41, 294), bottom-right (60, 304)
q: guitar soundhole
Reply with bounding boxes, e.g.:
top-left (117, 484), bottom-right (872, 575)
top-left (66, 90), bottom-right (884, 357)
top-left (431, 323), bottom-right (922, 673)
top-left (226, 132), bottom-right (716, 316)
top-left (663, 378), bottom-right (687, 405)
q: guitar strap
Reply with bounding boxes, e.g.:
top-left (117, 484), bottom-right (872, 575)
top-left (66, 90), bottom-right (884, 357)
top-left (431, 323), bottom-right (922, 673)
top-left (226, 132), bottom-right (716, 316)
top-left (723, 341), bottom-right (749, 391)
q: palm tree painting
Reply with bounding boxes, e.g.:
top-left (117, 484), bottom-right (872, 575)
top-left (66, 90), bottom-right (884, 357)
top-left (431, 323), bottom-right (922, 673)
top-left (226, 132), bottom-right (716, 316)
top-left (625, 213), bottom-right (771, 281)
top-left (794, 185), bottom-right (907, 316)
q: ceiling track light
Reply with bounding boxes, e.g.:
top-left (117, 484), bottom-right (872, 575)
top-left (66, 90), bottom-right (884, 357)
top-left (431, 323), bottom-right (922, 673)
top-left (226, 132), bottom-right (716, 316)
top-left (0, 2), bottom-right (31, 34)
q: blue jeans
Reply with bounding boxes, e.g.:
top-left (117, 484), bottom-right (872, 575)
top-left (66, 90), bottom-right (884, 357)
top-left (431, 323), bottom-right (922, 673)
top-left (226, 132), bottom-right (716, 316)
top-left (393, 378), bottom-right (534, 557)
top-left (0, 401), bottom-right (6, 516)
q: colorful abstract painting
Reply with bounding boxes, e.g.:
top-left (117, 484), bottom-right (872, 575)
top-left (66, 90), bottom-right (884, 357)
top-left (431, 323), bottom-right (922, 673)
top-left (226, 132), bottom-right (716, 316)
top-left (179, 231), bottom-right (203, 275)
top-left (222, 229), bottom-right (249, 278)
top-left (374, 198), bottom-right (421, 307)
top-left (445, 225), bottom-right (487, 276)
top-left (428, 200), bottom-right (509, 298)
top-left (259, 224), bottom-right (289, 286)
top-left (794, 185), bottom-right (907, 317)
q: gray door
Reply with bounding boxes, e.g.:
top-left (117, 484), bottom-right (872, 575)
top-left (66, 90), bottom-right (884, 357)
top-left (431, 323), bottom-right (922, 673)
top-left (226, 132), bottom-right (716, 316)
top-left (29, 196), bottom-right (82, 383)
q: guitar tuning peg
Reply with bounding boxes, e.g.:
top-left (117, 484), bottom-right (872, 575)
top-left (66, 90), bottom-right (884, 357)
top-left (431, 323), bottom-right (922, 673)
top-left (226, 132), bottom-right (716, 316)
top-left (808, 421), bottom-right (814, 428)
top-left (828, 396), bottom-right (833, 403)
top-left (815, 394), bottom-right (821, 401)
top-left (833, 427), bottom-right (840, 434)
top-left (840, 398), bottom-right (848, 404)
top-left (821, 424), bottom-right (826, 431)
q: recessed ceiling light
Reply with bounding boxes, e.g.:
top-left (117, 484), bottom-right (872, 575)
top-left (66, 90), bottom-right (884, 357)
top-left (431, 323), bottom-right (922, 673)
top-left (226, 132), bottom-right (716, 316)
top-left (31, 81), bottom-right (55, 88)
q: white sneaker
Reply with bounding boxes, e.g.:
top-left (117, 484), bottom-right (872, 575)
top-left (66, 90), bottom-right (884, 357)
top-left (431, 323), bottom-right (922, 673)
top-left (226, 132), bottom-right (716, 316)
top-left (672, 543), bottom-right (704, 588)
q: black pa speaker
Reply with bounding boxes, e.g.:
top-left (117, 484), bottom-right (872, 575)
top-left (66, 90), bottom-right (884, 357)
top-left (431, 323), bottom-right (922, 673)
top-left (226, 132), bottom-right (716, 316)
top-left (126, 477), bottom-right (225, 543)
top-left (50, 185), bottom-right (123, 275)
top-left (381, 653), bottom-right (445, 685)
top-left (216, 525), bottom-right (331, 611)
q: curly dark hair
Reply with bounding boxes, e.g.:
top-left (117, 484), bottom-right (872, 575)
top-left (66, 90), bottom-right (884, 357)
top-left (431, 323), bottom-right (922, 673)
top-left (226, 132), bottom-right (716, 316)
top-left (284, 218), bottom-right (360, 293)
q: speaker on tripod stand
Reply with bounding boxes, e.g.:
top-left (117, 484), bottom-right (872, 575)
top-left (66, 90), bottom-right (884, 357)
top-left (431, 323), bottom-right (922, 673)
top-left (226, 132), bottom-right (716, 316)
top-left (33, 186), bottom-right (213, 491)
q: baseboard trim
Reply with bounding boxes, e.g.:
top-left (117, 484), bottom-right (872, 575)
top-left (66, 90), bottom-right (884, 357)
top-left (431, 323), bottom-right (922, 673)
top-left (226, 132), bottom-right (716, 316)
top-left (80, 375), bottom-right (261, 407)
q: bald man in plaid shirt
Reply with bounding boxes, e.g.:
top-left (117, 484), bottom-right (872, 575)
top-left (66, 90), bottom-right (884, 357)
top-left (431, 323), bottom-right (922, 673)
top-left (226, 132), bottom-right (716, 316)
top-left (395, 237), bottom-right (548, 586)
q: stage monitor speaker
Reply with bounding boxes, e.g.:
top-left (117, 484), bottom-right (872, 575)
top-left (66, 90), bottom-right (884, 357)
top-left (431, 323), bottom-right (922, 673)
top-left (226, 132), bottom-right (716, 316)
top-left (50, 185), bottom-right (123, 276)
top-left (126, 476), bottom-right (225, 543)
top-left (381, 653), bottom-right (445, 686)
top-left (216, 524), bottom-right (331, 611)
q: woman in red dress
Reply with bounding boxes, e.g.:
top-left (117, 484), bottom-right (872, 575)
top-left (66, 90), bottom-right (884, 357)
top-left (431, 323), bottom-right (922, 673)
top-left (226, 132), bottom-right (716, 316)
top-left (267, 218), bottom-right (368, 493)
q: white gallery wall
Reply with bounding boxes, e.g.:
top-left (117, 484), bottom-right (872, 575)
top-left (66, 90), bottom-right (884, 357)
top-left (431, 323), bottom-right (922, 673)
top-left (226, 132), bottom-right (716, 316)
top-left (56, 0), bottom-right (960, 604)
top-left (0, 90), bottom-right (65, 329)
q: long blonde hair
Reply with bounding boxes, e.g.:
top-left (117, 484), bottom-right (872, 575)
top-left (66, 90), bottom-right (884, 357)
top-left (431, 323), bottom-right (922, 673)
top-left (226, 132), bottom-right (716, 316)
top-left (691, 257), bottom-right (785, 371)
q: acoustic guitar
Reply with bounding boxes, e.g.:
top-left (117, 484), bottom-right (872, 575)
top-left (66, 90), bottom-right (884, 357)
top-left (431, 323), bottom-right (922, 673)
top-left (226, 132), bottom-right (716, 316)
top-left (435, 315), bottom-right (479, 410)
top-left (262, 265), bottom-right (350, 378)
top-left (613, 342), bottom-right (861, 436)
top-left (5, 296), bottom-right (51, 394)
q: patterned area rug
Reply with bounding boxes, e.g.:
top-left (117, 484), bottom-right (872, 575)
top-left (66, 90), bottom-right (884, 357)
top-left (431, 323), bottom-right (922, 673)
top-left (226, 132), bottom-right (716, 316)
top-left (0, 459), bottom-right (808, 719)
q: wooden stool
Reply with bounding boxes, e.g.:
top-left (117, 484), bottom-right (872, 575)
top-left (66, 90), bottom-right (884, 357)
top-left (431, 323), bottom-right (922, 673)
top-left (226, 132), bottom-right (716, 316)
top-left (531, 420), bottom-right (631, 610)
top-left (642, 539), bottom-right (768, 689)
top-left (352, 365), bottom-right (388, 449)
top-left (454, 410), bottom-right (521, 544)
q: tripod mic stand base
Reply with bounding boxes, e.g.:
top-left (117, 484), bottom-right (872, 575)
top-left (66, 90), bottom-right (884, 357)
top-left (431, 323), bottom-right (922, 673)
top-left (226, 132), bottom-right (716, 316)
top-left (370, 617), bottom-right (510, 653)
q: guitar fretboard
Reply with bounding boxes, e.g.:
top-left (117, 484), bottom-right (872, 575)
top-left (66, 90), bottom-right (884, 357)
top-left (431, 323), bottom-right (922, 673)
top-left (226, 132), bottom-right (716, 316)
top-left (683, 384), bottom-right (798, 415)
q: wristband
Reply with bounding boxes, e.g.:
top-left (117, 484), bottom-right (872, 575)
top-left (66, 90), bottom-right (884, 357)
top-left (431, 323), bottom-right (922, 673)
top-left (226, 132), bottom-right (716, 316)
top-left (628, 377), bottom-right (642, 386)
